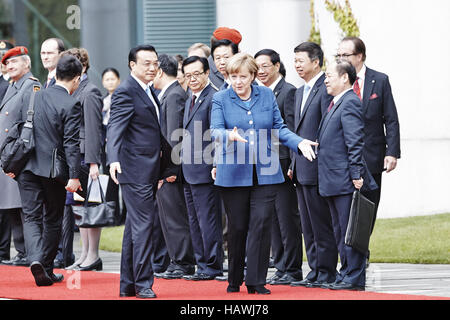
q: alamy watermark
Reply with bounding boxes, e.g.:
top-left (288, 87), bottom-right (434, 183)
top-left (66, 5), bottom-right (80, 30)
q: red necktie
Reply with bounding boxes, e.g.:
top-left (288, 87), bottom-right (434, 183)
top-left (327, 101), bottom-right (334, 112)
top-left (353, 77), bottom-right (362, 100)
top-left (189, 95), bottom-right (197, 114)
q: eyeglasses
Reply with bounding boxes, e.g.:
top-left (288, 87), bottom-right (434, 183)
top-left (257, 64), bottom-right (274, 71)
top-left (334, 53), bottom-right (356, 59)
top-left (184, 71), bottom-right (205, 80)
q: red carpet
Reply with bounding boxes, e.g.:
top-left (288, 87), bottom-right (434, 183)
top-left (0, 265), bottom-right (447, 300)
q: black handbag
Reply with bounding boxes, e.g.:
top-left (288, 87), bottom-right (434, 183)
top-left (51, 148), bottom-right (69, 184)
top-left (0, 91), bottom-right (36, 177)
top-left (345, 190), bottom-right (376, 254)
top-left (72, 178), bottom-right (117, 228)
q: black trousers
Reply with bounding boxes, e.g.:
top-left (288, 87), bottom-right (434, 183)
top-left (156, 181), bottom-right (195, 271)
top-left (271, 159), bottom-right (303, 278)
top-left (219, 184), bottom-right (277, 286)
top-left (361, 173), bottom-right (382, 234)
top-left (0, 208), bottom-right (26, 259)
top-left (17, 172), bottom-right (66, 274)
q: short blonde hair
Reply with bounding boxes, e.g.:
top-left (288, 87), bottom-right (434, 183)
top-left (225, 52), bottom-right (258, 77)
top-left (187, 43), bottom-right (211, 58)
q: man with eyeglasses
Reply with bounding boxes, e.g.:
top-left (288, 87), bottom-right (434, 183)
top-left (254, 48), bottom-right (303, 286)
top-left (179, 56), bottom-right (223, 281)
top-left (107, 45), bottom-right (164, 299)
top-left (337, 37), bottom-right (400, 264)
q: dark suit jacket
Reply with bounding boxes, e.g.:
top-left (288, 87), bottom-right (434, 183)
top-left (292, 73), bottom-right (332, 185)
top-left (362, 67), bottom-right (400, 174)
top-left (181, 83), bottom-right (217, 185)
top-left (317, 90), bottom-right (377, 197)
top-left (208, 56), bottom-right (224, 90)
top-left (273, 78), bottom-right (296, 161)
top-left (19, 85), bottom-right (82, 179)
top-left (159, 81), bottom-right (187, 179)
top-left (106, 75), bottom-right (161, 185)
top-left (73, 76), bottom-right (103, 165)
top-left (0, 75), bottom-right (9, 102)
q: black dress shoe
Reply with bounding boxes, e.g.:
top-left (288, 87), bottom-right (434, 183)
top-left (3, 255), bottom-right (29, 266)
top-left (136, 288), bottom-right (157, 299)
top-left (227, 285), bottom-right (240, 293)
top-left (77, 258), bottom-right (102, 271)
top-left (162, 269), bottom-right (191, 279)
top-left (247, 285), bottom-right (271, 294)
top-left (321, 281), bottom-right (341, 289)
top-left (53, 259), bottom-right (65, 269)
top-left (50, 273), bottom-right (64, 283)
top-left (183, 273), bottom-right (216, 281)
top-left (30, 261), bottom-right (53, 286)
top-left (215, 275), bottom-right (228, 281)
top-left (329, 281), bottom-right (365, 291)
top-left (291, 278), bottom-right (314, 287)
top-left (119, 292), bottom-right (136, 297)
top-left (271, 274), bottom-right (302, 285)
top-left (266, 273), bottom-right (284, 284)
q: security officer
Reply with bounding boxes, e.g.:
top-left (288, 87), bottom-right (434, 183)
top-left (0, 46), bottom-right (42, 266)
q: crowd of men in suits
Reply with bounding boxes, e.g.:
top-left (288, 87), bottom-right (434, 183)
top-left (0, 26), bottom-right (400, 298)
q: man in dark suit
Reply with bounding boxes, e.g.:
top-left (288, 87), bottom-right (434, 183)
top-left (317, 61), bottom-right (378, 291)
top-left (40, 38), bottom-right (65, 88)
top-left (0, 46), bottom-right (40, 267)
top-left (211, 39), bottom-right (239, 91)
top-left (107, 45), bottom-right (162, 299)
top-left (181, 56), bottom-right (223, 280)
top-left (207, 27), bottom-right (242, 90)
top-left (337, 37), bottom-right (400, 236)
top-left (254, 49), bottom-right (303, 285)
top-left (10, 55), bottom-right (83, 286)
top-left (288, 42), bottom-right (338, 288)
top-left (152, 54), bottom-right (196, 279)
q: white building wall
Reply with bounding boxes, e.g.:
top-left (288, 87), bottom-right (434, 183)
top-left (217, 0), bottom-right (450, 218)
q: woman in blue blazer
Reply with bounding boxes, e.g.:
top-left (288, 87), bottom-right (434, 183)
top-left (210, 53), bottom-right (317, 294)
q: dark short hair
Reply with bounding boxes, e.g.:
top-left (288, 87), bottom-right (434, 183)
top-left (335, 60), bottom-right (357, 85)
top-left (294, 42), bottom-right (324, 67)
top-left (342, 36), bottom-right (366, 61)
top-left (56, 55), bottom-right (82, 81)
top-left (211, 39), bottom-right (238, 58)
top-left (102, 67), bottom-right (120, 79)
top-left (254, 48), bottom-right (287, 77)
top-left (182, 55), bottom-right (209, 74)
top-left (128, 45), bottom-right (158, 70)
top-left (158, 54), bottom-right (178, 77)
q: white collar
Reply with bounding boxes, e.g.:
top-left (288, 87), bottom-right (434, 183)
top-left (55, 83), bottom-right (71, 94)
top-left (48, 69), bottom-right (56, 80)
top-left (192, 81), bottom-right (210, 99)
top-left (1, 73), bottom-right (10, 81)
top-left (131, 73), bottom-right (151, 91)
top-left (333, 87), bottom-right (353, 104)
top-left (268, 75), bottom-right (283, 91)
top-left (158, 79), bottom-right (177, 101)
top-left (305, 71), bottom-right (324, 89)
top-left (357, 64), bottom-right (366, 81)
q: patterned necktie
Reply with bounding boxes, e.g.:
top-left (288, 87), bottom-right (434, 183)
top-left (189, 95), bottom-right (197, 114)
top-left (353, 77), bottom-right (362, 100)
top-left (327, 100), bottom-right (334, 113)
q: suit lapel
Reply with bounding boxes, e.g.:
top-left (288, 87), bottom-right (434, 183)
top-left (294, 88), bottom-right (304, 132)
top-left (129, 77), bottom-right (160, 123)
top-left (273, 78), bottom-right (285, 99)
top-left (0, 84), bottom-right (17, 108)
top-left (230, 84), bottom-right (260, 111)
top-left (362, 67), bottom-right (376, 113)
top-left (318, 91), bottom-right (350, 141)
top-left (185, 84), bottom-right (211, 127)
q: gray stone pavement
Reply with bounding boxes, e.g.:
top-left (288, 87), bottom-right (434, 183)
top-left (6, 231), bottom-right (450, 299)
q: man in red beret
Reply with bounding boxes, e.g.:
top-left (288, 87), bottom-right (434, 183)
top-left (0, 45), bottom-right (41, 268)
top-left (208, 27), bottom-right (242, 93)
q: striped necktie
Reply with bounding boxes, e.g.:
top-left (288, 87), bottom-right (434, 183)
top-left (353, 77), bottom-right (362, 100)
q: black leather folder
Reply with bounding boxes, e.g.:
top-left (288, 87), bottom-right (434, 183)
top-left (345, 190), bottom-right (376, 254)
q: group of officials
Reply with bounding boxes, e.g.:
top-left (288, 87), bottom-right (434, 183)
top-left (0, 26), bottom-right (400, 298)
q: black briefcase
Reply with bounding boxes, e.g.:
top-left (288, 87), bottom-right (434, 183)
top-left (345, 190), bottom-right (376, 254)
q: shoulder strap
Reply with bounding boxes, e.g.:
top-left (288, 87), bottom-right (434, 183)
top-left (25, 90), bottom-right (37, 123)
